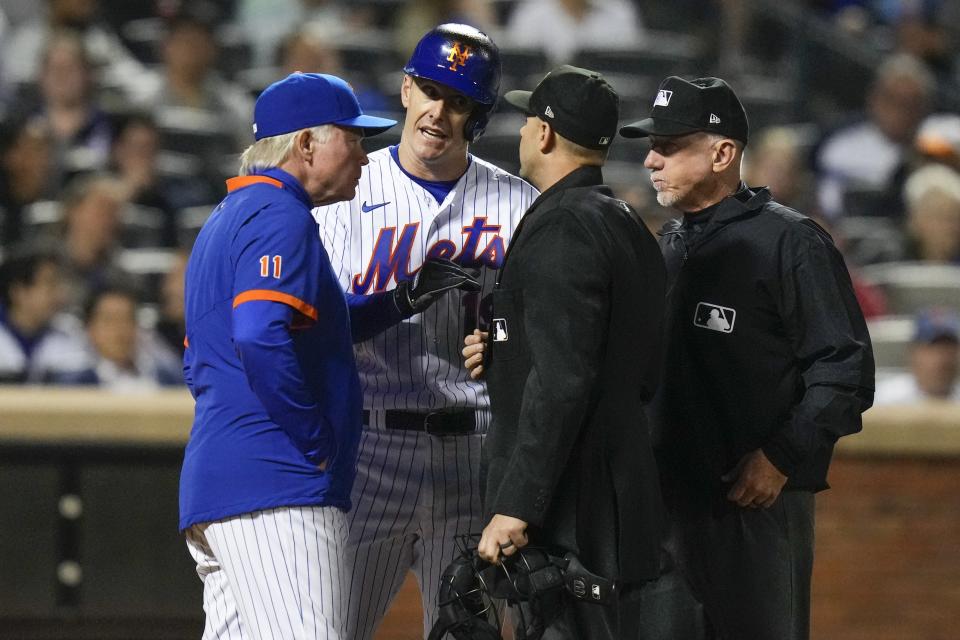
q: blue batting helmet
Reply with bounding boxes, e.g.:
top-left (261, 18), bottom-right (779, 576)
top-left (403, 23), bottom-right (502, 141)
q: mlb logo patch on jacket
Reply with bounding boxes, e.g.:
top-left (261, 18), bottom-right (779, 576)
top-left (493, 318), bottom-right (509, 342)
top-left (693, 302), bottom-right (735, 333)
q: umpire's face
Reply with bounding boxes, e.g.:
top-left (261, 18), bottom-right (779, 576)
top-left (400, 76), bottom-right (473, 168)
top-left (644, 132), bottom-right (737, 212)
top-left (517, 115), bottom-right (545, 184)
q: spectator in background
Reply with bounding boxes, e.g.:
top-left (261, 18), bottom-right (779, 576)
top-left (276, 29), bottom-right (390, 112)
top-left (234, 0), bottom-right (369, 69)
top-left (56, 174), bottom-right (129, 313)
top-left (53, 283), bottom-right (182, 389)
top-left (744, 126), bottom-right (817, 214)
top-left (505, 0), bottom-right (645, 64)
top-left (0, 245), bottom-right (88, 383)
top-left (0, 117), bottom-right (54, 245)
top-left (133, 9), bottom-right (242, 196)
top-left (816, 53), bottom-right (933, 220)
top-left (22, 31), bottom-right (114, 188)
top-left (142, 8), bottom-right (254, 155)
top-left (915, 112), bottom-right (960, 172)
top-left (155, 248), bottom-right (186, 358)
top-left (109, 112), bottom-right (221, 236)
top-left (1, 0), bottom-right (152, 103)
top-left (277, 28), bottom-right (341, 77)
top-left (109, 113), bottom-right (178, 247)
top-left (394, 0), bottom-right (497, 57)
top-left (881, 0), bottom-right (956, 78)
top-left (875, 308), bottom-right (960, 404)
top-left (901, 162), bottom-right (960, 264)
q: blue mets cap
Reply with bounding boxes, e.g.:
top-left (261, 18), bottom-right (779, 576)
top-left (252, 73), bottom-right (396, 140)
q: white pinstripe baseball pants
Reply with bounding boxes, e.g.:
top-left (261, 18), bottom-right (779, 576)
top-left (341, 425), bottom-right (486, 640)
top-left (185, 505), bottom-right (348, 640)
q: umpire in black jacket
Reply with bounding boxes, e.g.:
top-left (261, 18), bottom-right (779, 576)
top-left (620, 76), bottom-right (875, 640)
top-left (463, 66), bottom-right (667, 639)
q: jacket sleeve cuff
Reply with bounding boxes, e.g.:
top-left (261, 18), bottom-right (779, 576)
top-left (761, 436), bottom-right (801, 478)
top-left (488, 485), bottom-right (551, 528)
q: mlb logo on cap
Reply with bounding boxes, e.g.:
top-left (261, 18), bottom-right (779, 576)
top-left (621, 76), bottom-right (749, 145)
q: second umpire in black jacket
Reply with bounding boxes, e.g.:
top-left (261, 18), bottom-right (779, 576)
top-left (620, 76), bottom-right (875, 640)
top-left (463, 66), bottom-right (667, 640)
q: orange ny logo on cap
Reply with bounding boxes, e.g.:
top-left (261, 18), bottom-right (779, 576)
top-left (447, 42), bottom-right (471, 71)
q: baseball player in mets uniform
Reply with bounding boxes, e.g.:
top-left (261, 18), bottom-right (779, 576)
top-left (178, 73), bottom-right (396, 639)
top-left (312, 24), bottom-right (537, 640)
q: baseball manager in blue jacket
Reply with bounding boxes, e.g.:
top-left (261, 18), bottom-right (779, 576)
top-left (177, 73), bottom-right (398, 640)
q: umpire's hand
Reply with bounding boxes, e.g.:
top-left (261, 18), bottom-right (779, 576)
top-left (722, 449), bottom-right (788, 509)
top-left (478, 514), bottom-right (529, 565)
top-left (394, 257), bottom-right (481, 317)
top-left (462, 329), bottom-right (488, 380)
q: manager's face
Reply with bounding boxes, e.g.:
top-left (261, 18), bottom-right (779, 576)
top-left (308, 125), bottom-right (368, 206)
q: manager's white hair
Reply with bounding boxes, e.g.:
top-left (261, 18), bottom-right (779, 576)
top-left (238, 124), bottom-right (334, 175)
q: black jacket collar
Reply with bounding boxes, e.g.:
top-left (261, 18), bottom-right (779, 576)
top-left (695, 184), bottom-right (772, 224)
top-left (662, 184), bottom-right (773, 238)
top-left (527, 165), bottom-right (606, 215)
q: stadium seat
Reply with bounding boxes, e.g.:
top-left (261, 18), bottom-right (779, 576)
top-left (866, 315), bottom-right (914, 369)
top-left (122, 204), bottom-right (168, 249)
top-left (859, 262), bottom-right (960, 315)
top-left (836, 216), bottom-right (903, 265)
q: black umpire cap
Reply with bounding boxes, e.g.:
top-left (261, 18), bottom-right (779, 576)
top-left (620, 76), bottom-right (749, 145)
top-left (503, 65), bottom-right (619, 150)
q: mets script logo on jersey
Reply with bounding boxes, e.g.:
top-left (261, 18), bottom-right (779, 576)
top-left (352, 216), bottom-right (504, 294)
top-left (446, 43), bottom-right (471, 71)
top-left (654, 90), bottom-right (673, 107)
top-left (693, 302), bottom-right (735, 333)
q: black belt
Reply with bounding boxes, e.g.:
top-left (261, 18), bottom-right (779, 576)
top-left (362, 409), bottom-right (477, 435)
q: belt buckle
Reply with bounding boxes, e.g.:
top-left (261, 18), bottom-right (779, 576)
top-left (423, 411), bottom-right (443, 435)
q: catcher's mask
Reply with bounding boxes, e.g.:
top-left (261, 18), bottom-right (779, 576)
top-left (428, 536), bottom-right (617, 640)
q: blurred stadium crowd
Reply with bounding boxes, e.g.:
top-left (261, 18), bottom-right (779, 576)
top-left (0, 0), bottom-right (958, 401)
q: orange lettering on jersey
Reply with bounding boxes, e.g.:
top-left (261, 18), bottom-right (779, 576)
top-left (446, 43), bottom-right (471, 71)
top-left (352, 223), bottom-right (419, 294)
top-left (260, 255), bottom-right (282, 278)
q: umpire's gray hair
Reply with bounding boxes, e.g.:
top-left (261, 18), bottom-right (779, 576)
top-left (238, 124), bottom-right (334, 175)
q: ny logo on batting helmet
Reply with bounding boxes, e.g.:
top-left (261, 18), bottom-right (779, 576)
top-left (447, 43), bottom-right (472, 71)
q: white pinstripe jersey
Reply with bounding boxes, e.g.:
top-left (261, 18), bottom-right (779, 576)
top-left (313, 146), bottom-right (537, 412)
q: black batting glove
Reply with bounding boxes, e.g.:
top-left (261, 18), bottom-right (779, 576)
top-left (393, 257), bottom-right (481, 317)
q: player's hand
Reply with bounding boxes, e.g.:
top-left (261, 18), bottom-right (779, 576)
top-left (462, 330), bottom-right (488, 379)
top-left (722, 449), bottom-right (788, 509)
top-left (478, 514), bottom-right (529, 565)
top-left (394, 257), bottom-right (481, 317)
